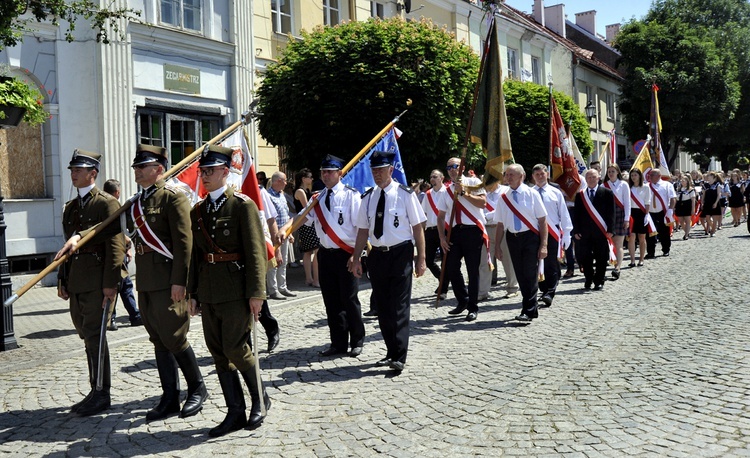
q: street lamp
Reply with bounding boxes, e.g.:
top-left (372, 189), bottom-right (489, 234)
top-left (0, 124), bottom-right (20, 351)
top-left (584, 101), bottom-right (597, 123)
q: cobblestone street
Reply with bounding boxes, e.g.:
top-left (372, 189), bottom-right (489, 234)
top-left (1, 224), bottom-right (749, 457)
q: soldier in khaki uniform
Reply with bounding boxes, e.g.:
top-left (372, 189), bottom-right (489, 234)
top-left (57, 149), bottom-right (125, 416)
top-left (188, 145), bottom-right (270, 437)
top-left (129, 144), bottom-right (206, 421)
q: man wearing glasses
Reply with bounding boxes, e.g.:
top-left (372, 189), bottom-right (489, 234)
top-left (437, 157), bottom-right (487, 322)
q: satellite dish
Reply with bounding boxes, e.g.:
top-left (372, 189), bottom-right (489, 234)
top-left (404, 0), bottom-right (411, 13)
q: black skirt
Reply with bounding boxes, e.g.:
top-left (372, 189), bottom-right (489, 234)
top-left (630, 208), bottom-right (648, 234)
top-left (675, 199), bottom-right (693, 217)
top-left (297, 224), bottom-right (320, 252)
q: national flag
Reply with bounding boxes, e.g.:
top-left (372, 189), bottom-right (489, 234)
top-left (649, 84), bottom-right (670, 178)
top-left (630, 136), bottom-right (654, 176)
top-left (549, 96), bottom-right (580, 200)
top-left (341, 127), bottom-right (407, 194)
top-left (569, 129), bottom-right (587, 175)
top-left (470, 19), bottom-right (514, 187)
top-left (600, 128), bottom-right (616, 171)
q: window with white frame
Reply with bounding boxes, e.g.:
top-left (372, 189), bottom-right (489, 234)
top-left (323, 0), bottom-right (340, 25)
top-left (272, 0), bottom-right (293, 34)
top-left (605, 92), bottom-right (615, 120)
top-left (507, 48), bottom-right (518, 79)
top-left (370, 1), bottom-right (384, 19)
top-left (531, 56), bottom-right (541, 85)
top-left (160, 0), bottom-right (202, 31)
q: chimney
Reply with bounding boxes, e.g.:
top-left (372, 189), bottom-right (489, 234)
top-left (575, 10), bottom-right (597, 36)
top-left (605, 23), bottom-right (621, 44)
top-left (544, 3), bottom-right (566, 38)
top-left (533, 0), bottom-right (545, 27)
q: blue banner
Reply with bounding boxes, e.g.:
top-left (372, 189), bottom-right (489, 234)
top-left (342, 128), bottom-right (407, 194)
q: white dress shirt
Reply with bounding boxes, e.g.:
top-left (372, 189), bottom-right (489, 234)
top-left (355, 180), bottom-right (426, 247)
top-left (305, 181), bottom-right (360, 249)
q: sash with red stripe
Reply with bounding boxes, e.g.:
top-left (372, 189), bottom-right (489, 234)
top-left (426, 189), bottom-right (449, 231)
top-left (446, 186), bottom-right (490, 265)
top-left (650, 183), bottom-right (674, 225)
top-left (603, 181), bottom-right (625, 210)
top-left (580, 190), bottom-right (617, 264)
top-left (500, 193), bottom-right (539, 235)
top-left (131, 198), bottom-right (173, 259)
top-left (311, 193), bottom-right (354, 254)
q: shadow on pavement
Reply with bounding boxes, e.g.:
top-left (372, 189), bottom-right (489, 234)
top-left (14, 308), bottom-right (70, 317)
top-left (23, 329), bottom-right (79, 339)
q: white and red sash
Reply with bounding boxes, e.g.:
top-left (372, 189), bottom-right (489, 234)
top-left (650, 183), bottom-right (674, 225)
top-left (311, 192), bottom-right (354, 254)
top-left (580, 190), bottom-right (616, 264)
top-left (603, 181), bottom-right (625, 210)
top-left (630, 188), bottom-right (657, 235)
top-left (131, 197), bottom-right (173, 259)
top-left (501, 192), bottom-right (539, 235)
top-left (446, 186), bottom-right (490, 265)
top-left (426, 189), bottom-right (449, 231)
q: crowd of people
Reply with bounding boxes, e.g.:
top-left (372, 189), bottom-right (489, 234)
top-left (53, 143), bottom-right (747, 440)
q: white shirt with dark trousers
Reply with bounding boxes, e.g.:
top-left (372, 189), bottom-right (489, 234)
top-left (533, 183), bottom-right (572, 300)
top-left (496, 183), bottom-right (547, 319)
top-left (355, 180), bottom-right (426, 366)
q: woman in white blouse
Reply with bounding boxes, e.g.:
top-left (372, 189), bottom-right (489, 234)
top-left (674, 176), bottom-right (696, 239)
top-left (605, 165), bottom-right (631, 279)
top-left (628, 168), bottom-right (651, 267)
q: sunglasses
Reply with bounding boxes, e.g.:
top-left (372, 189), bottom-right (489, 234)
top-left (446, 164), bottom-right (460, 170)
top-left (198, 167), bottom-right (224, 177)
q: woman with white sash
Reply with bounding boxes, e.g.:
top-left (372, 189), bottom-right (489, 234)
top-left (604, 164), bottom-right (630, 279)
top-left (628, 168), bottom-right (651, 267)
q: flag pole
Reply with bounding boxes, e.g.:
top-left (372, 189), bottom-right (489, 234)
top-left (4, 111), bottom-right (257, 307)
top-left (435, 7), bottom-right (498, 307)
top-left (275, 109), bottom-right (408, 247)
top-left (548, 83), bottom-right (554, 175)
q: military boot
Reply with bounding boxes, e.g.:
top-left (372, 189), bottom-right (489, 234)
top-left (174, 346), bottom-right (208, 418)
top-left (208, 371), bottom-right (247, 437)
top-left (146, 351), bottom-right (180, 422)
top-left (240, 368), bottom-right (271, 429)
top-left (76, 344), bottom-right (111, 417)
top-left (71, 350), bottom-right (95, 413)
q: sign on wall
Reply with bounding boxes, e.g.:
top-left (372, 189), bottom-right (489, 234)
top-left (163, 64), bottom-right (201, 94)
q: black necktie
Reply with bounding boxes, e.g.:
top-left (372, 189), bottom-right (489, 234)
top-left (589, 189), bottom-right (595, 200)
top-left (79, 192), bottom-right (91, 208)
top-left (374, 190), bottom-right (385, 239)
top-left (325, 189), bottom-right (332, 211)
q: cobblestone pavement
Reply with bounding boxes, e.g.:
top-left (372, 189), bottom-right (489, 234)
top-left (1, 223), bottom-right (749, 457)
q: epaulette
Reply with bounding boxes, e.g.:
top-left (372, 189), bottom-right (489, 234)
top-left (361, 188), bottom-right (374, 199)
top-left (99, 190), bottom-right (116, 200)
top-left (163, 183), bottom-right (179, 194)
top-left (399, 183), bottom-right (414, 194)
top-left (344, 184), bottom-right (358, 193)
top-left (233, 191), bottom-right (250, 201)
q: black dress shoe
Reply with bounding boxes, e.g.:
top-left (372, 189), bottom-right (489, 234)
top-left (644, 254), bottom-right (656, 259)
top-left (130, 317), bottom-right (143, 327)
top-left (662, 252), bottom-right (670, 257)
top-left (267, 331), bottom-right (280, 352)
top-left (389, 361), bottom-right (405, 372)
top-left (584, 281), bottom-right (592, 290)
top-left (465, 312), bottom-right (477, 322)
top-left (539, 295), bottom-right (553, 307)
top-left (363, 310), bottom-right (378, 317)
top-left (375, 357), bottom-right (392, 367)
top-left (318, 347), bottom-right (345, 357)
top-left (611, 270), bottom-right (620, 280)
top-left (593, 284), bottom-right (603, 291)
top-left (448, 304), bottom-right (467, 315)
top-left (515, 314), bottom-right (532, 322)
top-left (349, 346), bottom-right (363, 357)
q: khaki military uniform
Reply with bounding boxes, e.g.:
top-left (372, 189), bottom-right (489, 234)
top-left (59, 187), bottom-right (125, 391)
top-left (131, 179), bottom-right (193, 353)
top-left (188, 188), bottom-right (266, 373)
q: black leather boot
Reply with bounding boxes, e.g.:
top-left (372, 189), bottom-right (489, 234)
top-left (71, 350), bottom-right (95, 413)
top-left (174, 346), bottom-right (208, 418)
top-left (240, 369), bottom-right (271, 429)
top-left (76, 344), bottom-right (111, 417)
top-left (208, 371), bottom-right (247, 437)
top-left (146, 351), bottom-right (180, 422)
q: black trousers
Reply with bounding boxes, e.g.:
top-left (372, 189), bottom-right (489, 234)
top-left (318, 247), bottom-right (365, 350)
top-left (367, 242), bottom-right (413, 364)
top-left (506, 230), bottom-right (540, 318)
top-left (646, 210), bottom-right (671, 255)
top-left (445, 225), bottom-right (483, 313)
top-left (579, 233), bottom-right (609, 286)
top-left (424, 227), bottom-right (448, 294)
top-left (538, 234), bottom-right (560, 298)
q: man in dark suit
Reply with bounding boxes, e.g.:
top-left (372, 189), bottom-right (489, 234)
top-left (574, 169), bottom-right (615, 291)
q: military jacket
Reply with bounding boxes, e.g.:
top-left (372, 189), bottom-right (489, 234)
top-left (131, 179), bottom-right (192, 292)
top-left (59, 186), bottom-right (125, 293)
top-left (188, 188), bottom-right (267, 304)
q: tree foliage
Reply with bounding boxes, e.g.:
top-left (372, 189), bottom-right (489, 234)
top-left (503, 80), bottom-right (592, 171)
top-left (257, 18), bottom-right (479, 180)
top-left (614, 0), bottom-right (748, 170)
top-left (0, 0), bottom-right (139, 49)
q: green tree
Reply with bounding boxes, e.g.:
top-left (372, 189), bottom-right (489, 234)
top-left (503, 80), bottom-right (592, 171)
top-left (614, 0), bottom-right (745, 169)
top-left (256, 18), bottom-right (480, 180)
top-left (0, 0), bottom-right (139, 49)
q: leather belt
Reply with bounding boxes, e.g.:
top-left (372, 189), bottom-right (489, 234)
top-left (74, 245), bottom-right (103, 256)
top-left (135, 242), bottom-right (171, 255)
top-left (204, 252), bottom-right (242, 263)
top-left (370, 240), bottom-right (411, 252)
